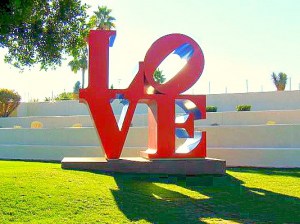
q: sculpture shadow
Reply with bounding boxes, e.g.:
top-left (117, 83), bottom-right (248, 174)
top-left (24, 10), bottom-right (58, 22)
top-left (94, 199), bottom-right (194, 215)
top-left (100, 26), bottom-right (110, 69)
top-left (107, 170), bottom-right (300, 224)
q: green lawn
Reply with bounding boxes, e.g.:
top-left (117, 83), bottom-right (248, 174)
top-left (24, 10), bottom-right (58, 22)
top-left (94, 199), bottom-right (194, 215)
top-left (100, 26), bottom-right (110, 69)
top-left (0, 160), bottom-right (299, 224)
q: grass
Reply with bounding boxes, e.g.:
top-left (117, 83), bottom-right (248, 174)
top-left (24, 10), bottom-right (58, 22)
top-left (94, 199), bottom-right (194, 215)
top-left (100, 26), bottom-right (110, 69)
top-left (0, 160), bottom-right (299, 224)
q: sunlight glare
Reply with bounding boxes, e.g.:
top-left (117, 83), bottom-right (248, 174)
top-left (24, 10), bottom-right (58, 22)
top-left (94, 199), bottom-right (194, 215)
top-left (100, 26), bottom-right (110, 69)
top-left (157, 53), bottom-right (187, 83)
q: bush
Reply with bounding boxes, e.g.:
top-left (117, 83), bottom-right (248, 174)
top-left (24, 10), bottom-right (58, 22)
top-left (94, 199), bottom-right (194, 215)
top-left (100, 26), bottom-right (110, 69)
top-left (206, 106), bottom-right (217, 112)
top-left (44, 97), bottom-right (51, 102)
top-left (0, 89), bottom-right (21, 117)
top-left (55, 92), bottom-right (74, 101)
top-left (236, 105), bottom-right (251, 111)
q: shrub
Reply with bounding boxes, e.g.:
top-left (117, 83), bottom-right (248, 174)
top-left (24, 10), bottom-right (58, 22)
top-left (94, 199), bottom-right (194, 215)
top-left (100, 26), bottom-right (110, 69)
top-left (55, 92), bottom-right (74, 101)
top-left (206, 106), bottom-right (217, 112)
top-left (236, 105), bottom-right (251, 111)
top-left (0, 89), bottom-right (21, 117)
top-left (44, 97), bottom-right (51, 102)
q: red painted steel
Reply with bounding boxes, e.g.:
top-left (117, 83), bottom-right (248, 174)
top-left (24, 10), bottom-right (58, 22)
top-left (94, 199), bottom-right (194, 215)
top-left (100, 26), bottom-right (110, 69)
top-left (80, 30), bottom-right (206, 160)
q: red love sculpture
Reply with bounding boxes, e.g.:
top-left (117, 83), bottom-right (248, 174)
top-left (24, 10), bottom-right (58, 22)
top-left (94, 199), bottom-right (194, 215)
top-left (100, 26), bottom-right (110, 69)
top-left (80, 30), bottom-right (206, 160)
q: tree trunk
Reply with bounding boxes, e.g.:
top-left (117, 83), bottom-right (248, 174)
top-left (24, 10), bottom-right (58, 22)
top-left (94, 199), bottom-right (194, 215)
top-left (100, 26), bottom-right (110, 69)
top-left (81, 68), bottom-right (85, 88)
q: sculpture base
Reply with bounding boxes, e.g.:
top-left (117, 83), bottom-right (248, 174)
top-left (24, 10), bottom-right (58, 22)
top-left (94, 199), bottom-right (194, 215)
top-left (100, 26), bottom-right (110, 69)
top-left (61, 157), bottom-right (226, 175)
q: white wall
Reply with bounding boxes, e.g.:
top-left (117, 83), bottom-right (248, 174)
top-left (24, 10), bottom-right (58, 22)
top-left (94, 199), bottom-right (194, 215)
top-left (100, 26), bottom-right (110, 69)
top-left (14, 90), bottom-right (300, 117)
top-left (0, 125), bottom-right (299, 167)
top-left (16, 100), bottom-right (149, 117)
top-left (207, 90), bottom-right (300, 112)
top-left (1, 91), bottom-right (300, 167)
top-left (3, 109), bottom-right (300, 128)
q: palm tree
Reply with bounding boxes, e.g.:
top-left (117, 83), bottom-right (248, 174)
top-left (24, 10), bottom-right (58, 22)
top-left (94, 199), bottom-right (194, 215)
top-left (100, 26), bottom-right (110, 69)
top-left (73, 81), bottom-right (81, 94)
top-left (68, 6), bottom-right (116, 87)
top-left (68, 47), bottom-right (88, 88)
top-left (90, 6), bottom-right (116, 30)
top-left (271, 72), bottom-right (287, 91)
top-left (153, 69), bottom-right (166, 84)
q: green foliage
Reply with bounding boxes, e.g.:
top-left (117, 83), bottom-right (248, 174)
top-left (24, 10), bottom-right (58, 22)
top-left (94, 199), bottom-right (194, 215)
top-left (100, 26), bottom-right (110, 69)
top-left (55, 92), bottom-right (74, 101)
top-left (73, 81), bottom-right (81, 94)
top-left (0, 88), bottom-right (21, 117)
top-left (0, 0), bottom-right (89, 70)
top-left (90, 5), bottom-right (116, 30)
top-left (44, 97), bottom-right (51, 102)
top-left (236, 105), bottom-right (251, 111)
top-left (153, 68), bottom-right (166, 84)
top-left (0, 161), bottom-right (300, 223)
top-left (271, 72), bottom-right (287, 91)
top-left (68, 46), bottom-right (88, 87)
top-left (68, 5), bottom-right (116, 87)
top-left (68, 47), bottom-right (88, 73)
top-left (206, 105), bottom-right (217, 112)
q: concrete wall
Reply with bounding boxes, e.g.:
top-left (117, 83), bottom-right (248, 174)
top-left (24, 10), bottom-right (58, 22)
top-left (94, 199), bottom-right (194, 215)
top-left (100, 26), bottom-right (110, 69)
top-left (0, 114), bottom-right (149, 128)
top-left (196, 109), bottom-right (300, 126)
top-left (16, 100), bottom-right (149, 117)
top-left (0, 115), bottom-right (93, 128)
top-left (1, 90), bottom-right (300, 167)
top-left (0, 125), bottom-right (299, 167)
top-left (16, 101), bottom-right (90, 117)
top-left (207, 90), bottom-right (300, 112)
top-left (14, 90), bottom-right (300, 117)
top-left (2, 109), bottom-right (300, 128)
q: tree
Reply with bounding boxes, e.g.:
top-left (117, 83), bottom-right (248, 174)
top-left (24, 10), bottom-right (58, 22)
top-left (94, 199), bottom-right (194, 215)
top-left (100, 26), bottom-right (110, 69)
top-left (68, 5), bottom-right (116, 87)
top-left (68, 47), bottom-right (88, 88)
top-left (73, 81), bottom-right (81, 94)
top-left (0, 88), bottom-right (21, 117)
top-left (0, 0), bottom-right (89, 70)
top-left (153, 69), bottom-right (166, 84)
top-left (271, 72), bottom-right (287, 91)
top-left (90, 6), bottom-right (116, 30)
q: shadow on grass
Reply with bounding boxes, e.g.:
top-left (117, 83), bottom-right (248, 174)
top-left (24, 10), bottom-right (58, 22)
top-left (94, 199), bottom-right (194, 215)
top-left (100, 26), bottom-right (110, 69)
top-left (106, 170), bottom-right (300, 224)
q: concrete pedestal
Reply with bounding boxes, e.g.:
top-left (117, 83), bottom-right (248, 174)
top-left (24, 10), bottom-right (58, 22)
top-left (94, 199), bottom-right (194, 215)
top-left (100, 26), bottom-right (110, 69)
top-left (61, 157), bottom-right (226, 175)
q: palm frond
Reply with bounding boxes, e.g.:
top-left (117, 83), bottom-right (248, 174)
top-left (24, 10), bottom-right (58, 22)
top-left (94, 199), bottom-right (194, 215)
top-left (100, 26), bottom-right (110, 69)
top-left (271, 72), bottom-right (287, 91)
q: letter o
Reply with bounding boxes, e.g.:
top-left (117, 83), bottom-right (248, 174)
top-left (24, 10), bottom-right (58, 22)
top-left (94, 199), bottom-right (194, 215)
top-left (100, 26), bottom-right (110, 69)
top-left (144, 34), bottom-right (205, 95)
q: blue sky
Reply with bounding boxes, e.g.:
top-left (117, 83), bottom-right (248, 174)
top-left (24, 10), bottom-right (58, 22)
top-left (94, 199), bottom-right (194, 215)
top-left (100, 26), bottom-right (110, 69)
top-left (0, 0), bottom-right (299, 101)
